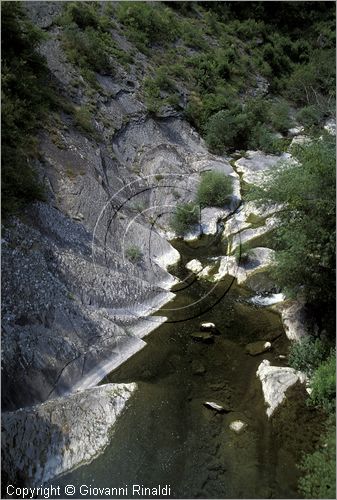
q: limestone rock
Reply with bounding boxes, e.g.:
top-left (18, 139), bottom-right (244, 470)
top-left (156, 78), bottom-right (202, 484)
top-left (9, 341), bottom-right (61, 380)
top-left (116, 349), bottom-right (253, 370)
top-left (274, 300), bottom-right (308, 341)
top-left (235, 151), bottom-right (291, 186)
top-left (200, 322), bottom-right (218, 333)
top-left (214, 247), bottom-right (275, 286)
top-left (256, 359), bottom-right (306, 417)
top-left (229, 420), bottom-right (247, 432)
top-left (2, 383), bottom-right (137, 485)
top-left (204, 401), bottom-right (229, 413)
top-left (186, 259), bottom-right (203, 274)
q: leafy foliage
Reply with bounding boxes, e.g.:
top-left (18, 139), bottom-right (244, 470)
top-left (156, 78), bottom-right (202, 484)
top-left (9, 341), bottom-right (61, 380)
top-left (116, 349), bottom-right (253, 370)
top-left (170, 203), bottom-right (199, 236)
top-left (248, 138), bottom-right (336, 334)
top-left (309, 353), bottom-right (336, 413)
top-left (125, 245), bottom-right (143, 263)
top-left (288, 337), bottom-right (330, 376)
top-left (299, 421), bottom-right (336, 499)
top-left (1, 2), bottom-right (52, 215)
top-left (196, 171), bottom-right (233, 207)
top-left (116, 1), bottom-right (178, 52)
top-left (59, 2), bottom-right (132, 83)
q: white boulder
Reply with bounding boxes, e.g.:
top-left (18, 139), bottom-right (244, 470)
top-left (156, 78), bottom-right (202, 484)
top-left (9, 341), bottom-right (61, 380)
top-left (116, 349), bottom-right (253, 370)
top-left (229, 420), bottom-right (247, 432)
top-left (257, 359), bottom-right (306, 417)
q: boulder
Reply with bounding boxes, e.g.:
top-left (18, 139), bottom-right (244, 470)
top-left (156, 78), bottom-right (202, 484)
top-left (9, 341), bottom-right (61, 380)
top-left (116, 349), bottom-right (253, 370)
top-left (246, 341), bottom-right (272, 356)
top-left (274, 299), bottom-right (308, 341)
top-left (200, 322), bottom-right (219, 333)
top-left (229, 420), bottom-right (247, 432)
top-left (235, 151), bottom-right (291, 186)
top-left (186, 259), bottom-right (203, 274)
top-left (256, 359), bottom-right (306, 417)
top-left (204, 401), bottom-right (229, 413)
top-left (190, 332), bottom-right (214, 344)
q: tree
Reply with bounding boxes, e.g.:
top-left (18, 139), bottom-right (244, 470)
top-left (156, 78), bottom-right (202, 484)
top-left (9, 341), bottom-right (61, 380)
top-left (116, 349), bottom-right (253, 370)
top-left (248, 137), bottom-right (336, 336)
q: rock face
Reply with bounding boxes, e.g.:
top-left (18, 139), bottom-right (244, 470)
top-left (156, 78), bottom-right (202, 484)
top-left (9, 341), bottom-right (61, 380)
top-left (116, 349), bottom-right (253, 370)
top-left (214, 247), bottom-right (275, 285)
top-left (2, 8), bottom-right (240, 412)
top-left (235, 151), bottom-right (291, 186)
top-left (274, 300), bottom-right (308, 341)
top-left (1, 383), bottom-right (137, 485)
top-left (256, 360), bottom-right (306, 417)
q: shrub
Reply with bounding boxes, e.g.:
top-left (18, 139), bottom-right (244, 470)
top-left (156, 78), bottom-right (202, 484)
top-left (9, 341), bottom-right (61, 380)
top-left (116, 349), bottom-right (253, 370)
top-left (205, 108), bottom-right (249, 152)
top-left (196, 171), bottom-right (233, 207)
top-left (74, 106), bottom-right (95, 134)
top-left (1, 2), bottom-right (51, 215)
top-left (309, 353), bottom-right (336, 413)
top-left (116, 2), bottom-right (178, 51)
top-left (125, 245), bottom-right (143, 263)
top-left (269, 99), bottom-right (292, 132)
top-left (288, 337), bottom-right (329, 376)
top-left (248, 123), bottom-right (281, 153)
top-left (170, 202), bottom-right (199, 235)
top-left (299, 422), bottom-right (336, 499)
top-left (296, 105), bottom-right (323, 128)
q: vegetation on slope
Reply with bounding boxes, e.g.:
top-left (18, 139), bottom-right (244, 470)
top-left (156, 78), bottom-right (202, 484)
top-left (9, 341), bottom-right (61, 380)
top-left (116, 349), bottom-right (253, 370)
top-left (2, 2), bottom-right (336, 495)
top-left (1, 2), bottom-right (52, 215)
top-left (250, 137), bottom-right (336, 497)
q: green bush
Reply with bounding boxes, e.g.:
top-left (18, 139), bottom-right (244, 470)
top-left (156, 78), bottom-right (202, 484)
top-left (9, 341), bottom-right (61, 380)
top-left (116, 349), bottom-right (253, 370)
top-left (296, 105), bottom-right (323, 128)
top-left (196, 171), bottom-right (233, 207)
top-left (309, 353), bottom-right (336, 413)
top-left (170, 202), bottom-right (199, 235)
top-left (125, 245), bottom-right (143, 263)
top-left (299, 422), bottom-right (336, 499)
top-left (1, 2), bottom-right (51, 215)
top-left (74, 106), bottom-right (95, 134)
top-left (288, 337), bottom-right (329, 376)
top-left (269, 99), bottom-right (292, 132)
top-left (205, 108), bottom-right (250, 152)
top-left (247, 138), bottom-right (336, 326)
top-left (248, 123), bottom-right (282, 154)
top-left (116, 2), bottom-right (178, 51)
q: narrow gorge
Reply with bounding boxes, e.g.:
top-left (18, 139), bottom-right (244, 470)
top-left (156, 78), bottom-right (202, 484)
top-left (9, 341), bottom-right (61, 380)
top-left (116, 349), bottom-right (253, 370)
top-left (2, 2), bottom-right (335, 499)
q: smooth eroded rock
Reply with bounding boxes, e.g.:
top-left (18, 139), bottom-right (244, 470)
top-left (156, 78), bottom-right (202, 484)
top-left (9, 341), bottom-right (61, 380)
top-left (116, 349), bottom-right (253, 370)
top-left (2, 383), bottom-right (137, 485)
top-left (256, 359), bottom-right (306, 417)
top-left (229, 420), bottom-right (247, 432)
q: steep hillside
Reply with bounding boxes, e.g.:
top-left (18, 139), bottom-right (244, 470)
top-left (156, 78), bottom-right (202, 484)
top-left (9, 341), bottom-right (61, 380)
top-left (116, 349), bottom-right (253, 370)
top-left (1, 1), bottom-right (335, 496)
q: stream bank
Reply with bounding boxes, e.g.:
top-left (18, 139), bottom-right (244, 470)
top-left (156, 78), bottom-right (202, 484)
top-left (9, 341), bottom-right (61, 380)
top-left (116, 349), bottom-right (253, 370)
top-left (51, 236), bottom-right (323, 499)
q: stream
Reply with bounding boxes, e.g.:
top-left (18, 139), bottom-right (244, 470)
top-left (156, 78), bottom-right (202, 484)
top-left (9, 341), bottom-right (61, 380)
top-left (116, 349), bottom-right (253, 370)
top-left (52, 235), bottom-right (322, 499)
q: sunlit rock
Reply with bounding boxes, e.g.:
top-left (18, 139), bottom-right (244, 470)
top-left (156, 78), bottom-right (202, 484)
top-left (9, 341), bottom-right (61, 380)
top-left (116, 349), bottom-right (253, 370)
top-left (257, 359), bottom-right (306, 417)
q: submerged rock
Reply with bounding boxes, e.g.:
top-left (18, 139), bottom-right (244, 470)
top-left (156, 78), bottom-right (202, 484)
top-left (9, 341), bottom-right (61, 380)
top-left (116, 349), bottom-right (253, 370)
top-left (204, 401), bottom-right (229, 413)
top-left (256, 359), bottom-right (306, 417)
top-left (2, 383), bottom-right (137, 485)
top-left (191, 332), bottom-right (214, 344)
top-left (229, 420), bottom-right (247, 432)
top-left (191, 360), bottom-right (206, 375)
top-left (200, 322), bottom-right (218, 333)
top-left (246, 341), bottom-right (272, 356)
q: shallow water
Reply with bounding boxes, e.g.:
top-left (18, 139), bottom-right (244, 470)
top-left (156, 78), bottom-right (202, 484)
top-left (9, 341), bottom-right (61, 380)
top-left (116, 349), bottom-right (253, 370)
top-left (52, 237), bottom-right (322, 499)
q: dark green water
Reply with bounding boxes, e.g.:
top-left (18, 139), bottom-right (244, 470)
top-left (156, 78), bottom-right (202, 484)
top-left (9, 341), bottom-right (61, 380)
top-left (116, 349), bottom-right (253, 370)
top-left (52, 238), bottom-right (322, 499)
